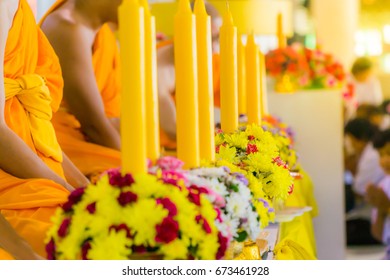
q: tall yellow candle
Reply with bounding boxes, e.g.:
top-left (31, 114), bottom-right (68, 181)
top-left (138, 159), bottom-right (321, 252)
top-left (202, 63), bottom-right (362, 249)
top-left (174, 0), bottom-right (200, 168)
top-left (245, 33), bottom-right (261, 125)
top-left (259, 50), bottom-right (269, 116)
top-left (194, 0), bottom-right (215, 162)
top-left (119, 0), bottom-right (146, 174)
top-left (220, 4), bottom-right (238, 133)
top-left (140, 0), bottom-right (160, 162)
top-left (237, 35), bottom-right (246, 115)
top-left (277, 12), bottom-right (286, 48)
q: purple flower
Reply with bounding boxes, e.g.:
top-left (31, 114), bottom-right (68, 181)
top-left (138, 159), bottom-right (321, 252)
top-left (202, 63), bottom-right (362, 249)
top-left (233, 172), bottom-right (249, 186)
top-left (222, 166), bottom-right (230, 173)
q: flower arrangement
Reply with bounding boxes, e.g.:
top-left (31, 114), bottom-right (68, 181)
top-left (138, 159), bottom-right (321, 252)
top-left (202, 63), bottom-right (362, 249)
top-left (214, 124), bottom-right (294, 201)
top-left (261, 115), bottom-right (298, 171)
top-left (45, 168), bottom-right (226, 260)
top-left (303, 48), bottom-right (345, 89)
top-left (265, 46), bottom-right (309, 88)
top-left (151, 157), bottom-right (273, 240)
top-left (186, 167), bottom-right (274, 242)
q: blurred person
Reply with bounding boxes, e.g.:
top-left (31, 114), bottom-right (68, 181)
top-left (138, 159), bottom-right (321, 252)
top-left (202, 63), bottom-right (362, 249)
top-left (344, 118), bottom-right (384, 245)
top-left (366, 129), bottom-right (390, 258)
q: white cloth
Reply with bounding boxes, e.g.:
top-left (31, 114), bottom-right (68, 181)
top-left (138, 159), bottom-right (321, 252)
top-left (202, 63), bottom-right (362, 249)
top-left (352, 76), bottom-right (383, 106)
top-left (354, 143), bottom-right (385, 196)
top-left (371, 176), bottom-right (390, 259)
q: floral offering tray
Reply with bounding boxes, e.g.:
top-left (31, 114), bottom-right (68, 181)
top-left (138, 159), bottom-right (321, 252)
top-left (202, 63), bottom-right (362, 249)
top-left (274, 206), bottom-right (312, 223)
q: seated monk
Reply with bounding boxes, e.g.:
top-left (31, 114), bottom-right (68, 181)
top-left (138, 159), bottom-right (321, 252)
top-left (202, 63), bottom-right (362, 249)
top-left (0, 213), bottom-right (42, 260)
top-left (40, 0), bottom-right (122, 178)
top-left (157, 1), bottom-right (222, 149)
top-left (0, 0), bottom-right (88, 259)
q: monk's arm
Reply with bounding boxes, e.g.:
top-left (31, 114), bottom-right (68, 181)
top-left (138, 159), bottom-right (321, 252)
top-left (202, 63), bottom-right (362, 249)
top-left (43, 25), bottom-right (121, 150)
top-left (109, 117), bottom-right (120, 133)
top-left (0, 214), bottom-right (43, 260)
top-left (157, 67), bottom-right (176, 140)
top-left (62, 153), bottom-right (90, 188)
top-left (0, 3), bottom-right (73, 192)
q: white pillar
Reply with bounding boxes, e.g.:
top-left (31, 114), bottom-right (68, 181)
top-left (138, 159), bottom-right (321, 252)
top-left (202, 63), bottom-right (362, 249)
top-left (312, 0), bottom-right (360, 69)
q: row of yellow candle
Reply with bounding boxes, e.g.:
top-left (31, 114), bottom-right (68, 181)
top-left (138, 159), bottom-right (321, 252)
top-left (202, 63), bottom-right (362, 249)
top-left (119, 0), bottom-right (159, 174)
top-left (119, 0), bottom-right (275, 173)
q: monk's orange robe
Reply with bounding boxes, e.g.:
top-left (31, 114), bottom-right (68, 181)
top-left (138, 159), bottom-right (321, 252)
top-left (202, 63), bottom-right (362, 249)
top-left (0, 0), bottom-right (69, 259)
top-left (40, 1), bottom-right (121, 177)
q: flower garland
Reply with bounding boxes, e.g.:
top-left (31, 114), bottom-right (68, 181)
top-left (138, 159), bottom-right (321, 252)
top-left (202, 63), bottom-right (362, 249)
top-left (46, 169), bottom-right (225, 260)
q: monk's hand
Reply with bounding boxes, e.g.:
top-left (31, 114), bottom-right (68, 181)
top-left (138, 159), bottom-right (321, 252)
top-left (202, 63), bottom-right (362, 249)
top-left (366, 184), bottom-right (390, 212)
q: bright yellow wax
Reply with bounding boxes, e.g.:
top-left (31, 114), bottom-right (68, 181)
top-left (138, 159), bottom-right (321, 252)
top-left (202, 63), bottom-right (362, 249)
top-left (140, 0), bottom-right (160, 163)
top-left (119, 0), bottom-right (147, 174)
top-left (245, 34), bottom-right (261, 125)
top-left (259, 50), bottom-right (269, 116)
top-left (174, 0), bottom-right (200, 168)
top-left (194, 0), bottom-right (215, 162)
top-left (277, 12), bottom-right (286, 48)
top-left (237, 36), bottom-right (246, 115)
top-left (220, 6), bottom-right (238, 133)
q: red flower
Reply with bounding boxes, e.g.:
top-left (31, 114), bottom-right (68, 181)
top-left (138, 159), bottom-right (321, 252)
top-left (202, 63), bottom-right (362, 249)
top-left (46, 238), bottom-right (56, 260)
top-left (132, 245), bottom-right (147, 253)
top-left (62, 188), bottom-right (85, 212)
top-left (157, 198), bottom-right (177, 217)
top-left (188, 185), bottom-right (209, 206)
top-left (215, 208), bottom-right (223, 223)
top-left (81, 241), bottom-right (91, 260)
top-left (57, 218), bottom-right (71, 238)
top-left (196, 215), bottom-right (212, 234)
top-left (155, 217), bottom-right (179, 243)
top-left (108, 169), bottom-right (135, 187)
top-left (109, 223), bottom-right (132, 238)
top-left (248, 135), bottom-right (255, 141)
top-left (288, 184), bottom-right (294, 195)
top-left (86, 202), bottom-right (96, 214)
top-left (217, 232), bottom-right (229, 260)
top-left (246, 143), bottom-right (258, 154)
top-left (215, 145), bottom-right (221, 153)
top-left (117, 191), bottom-right (138, 206)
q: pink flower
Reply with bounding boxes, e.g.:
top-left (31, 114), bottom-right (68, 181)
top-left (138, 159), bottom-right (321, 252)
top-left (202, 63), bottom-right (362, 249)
top-left (156, 156), bottom-right (184, 171)
top-left (246, 143), bottom-right (258, 154)
top-left (161, 170), bottom-right (187, 187)
top-left (86, 202), bottom-right (96, 214)
top-left (215, 208), bottom-right (223, 223)
top-left (57, 218), bottom-right (71, 238)
top-left (155, 217), bottom-right (179, 243)
top-left (62, 188), bottom-right (85, 212)
top-left (208, 189), bottom-right (226, 208)
top-left (156, 198), bottom-right (177, 217)
top-left (117, 191), bottom-right (138, 206)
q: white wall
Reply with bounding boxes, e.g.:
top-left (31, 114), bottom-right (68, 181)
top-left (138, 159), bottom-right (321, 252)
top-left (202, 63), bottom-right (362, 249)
top-left (37, 0), bottom-right (56, 21)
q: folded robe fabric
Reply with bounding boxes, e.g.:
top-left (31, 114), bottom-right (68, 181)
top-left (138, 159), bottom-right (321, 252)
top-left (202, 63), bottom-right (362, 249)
top-left (0, 0), bottom-right (69, 258)
top-left (40, 0), bottom-right (121, 177)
